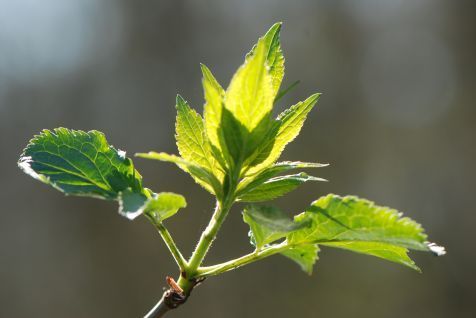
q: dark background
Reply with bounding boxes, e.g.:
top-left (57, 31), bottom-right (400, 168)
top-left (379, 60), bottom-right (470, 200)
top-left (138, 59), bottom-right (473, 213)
top-left (1, 1), bottom-right (475, 317)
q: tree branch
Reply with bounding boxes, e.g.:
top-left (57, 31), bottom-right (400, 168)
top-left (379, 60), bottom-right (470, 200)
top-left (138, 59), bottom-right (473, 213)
top-left (143, 294), bottom-right (170, 318)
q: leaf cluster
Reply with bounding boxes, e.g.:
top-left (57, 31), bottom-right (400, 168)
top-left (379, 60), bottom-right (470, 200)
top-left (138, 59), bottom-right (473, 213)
top-left (18, 22), bottom-right (444, 293)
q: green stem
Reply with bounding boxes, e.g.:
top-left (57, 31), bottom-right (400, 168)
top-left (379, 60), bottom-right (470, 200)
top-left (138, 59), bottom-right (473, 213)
top-left (146, 214), bottom-right (188, 270)
top-left (196, 241), bottom-right (290, 277)
top-left (187, 198), bottom-right (233, 272)
top-left (144, 171), bottom-right (239, 317)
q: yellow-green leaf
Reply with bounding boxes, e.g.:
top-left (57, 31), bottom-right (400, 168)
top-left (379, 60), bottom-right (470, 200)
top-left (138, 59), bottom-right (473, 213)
top-left (247, 22), bottom-right (285, 96)
top-left (224, 32), bottom-right (274, 132)
top-left (136, 152), bottom-right (221, 197)
top-left (321, 241), bottom-right (421, 271)
top-left (243, 205), bottom-right (310, 249)
top-left (119, 190), bottom-right (186, 222)
top-left (237, 173), bottom-right (326, 202)
top-left (201, 64), bottom-right (229, 167)
top-left (281, 244), bottom-right (319, 275)
top-left (247, 93), bottom-right (321, 175)
top-left (144, 192), bottom-right (187, 222)
top-left (175, 95), bottom-right (222, 179)
top-left (288, 194), bottom-right (445, 271)
top-left (238, 161), bottom-right (328, 197)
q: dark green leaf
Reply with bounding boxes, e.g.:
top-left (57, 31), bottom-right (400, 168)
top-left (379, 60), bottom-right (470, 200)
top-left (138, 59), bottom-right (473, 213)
top-left (18, 128), bottom-right (154, 219)
top-left (19, 128), bottom-right (143, 200)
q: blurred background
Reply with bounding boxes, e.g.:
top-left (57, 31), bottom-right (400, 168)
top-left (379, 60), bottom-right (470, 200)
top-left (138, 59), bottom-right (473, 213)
top-left (1, 0), bottom-right (475, 317)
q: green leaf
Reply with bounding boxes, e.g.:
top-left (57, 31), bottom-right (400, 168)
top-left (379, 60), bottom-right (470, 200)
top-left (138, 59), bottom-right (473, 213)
top-left (242, 204), bottom-right (319, 273)
top-left (243, 205), bottom-right (310, 249)
top-left (118, 188), bottom-right (149, 220)
top-left (224, 29), bottom-right (274, 133)
top-left (248, 22), bottom-right (285, 96)
top-left (289, 194), bottom-right (428, 249)
top-left (144, 192), bottom-right (187, 222)
top-left (219, 107), bottom-right (248, 166)
top-left (321, 241), bottom-right (420, 271)
top-left (281, 244), bottom-right (319, 275)
top-left (237, 173), bottom-right (326, 202)
top-left (238, 161), bottom-right (328, 195)
top-left (288, 194), bottom-right (445, 270)
top-left (119, 190), bottom-right (186, 222)
top-left (200, 24), bottom-right (288, 172)
top-left (175, 95), bottom-right (222, 178)
top-left (201, 64), bottom-right (228, 164)
top-left (18, 128), bottom-right (144, 200)
top-left (246, 93), bottom-right (321, 175)
top-left (136, 152), bottom-right (222, 197)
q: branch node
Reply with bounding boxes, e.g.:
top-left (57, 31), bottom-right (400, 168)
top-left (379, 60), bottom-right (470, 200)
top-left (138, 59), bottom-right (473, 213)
top-left (166, 276), bottom-right (184, 295)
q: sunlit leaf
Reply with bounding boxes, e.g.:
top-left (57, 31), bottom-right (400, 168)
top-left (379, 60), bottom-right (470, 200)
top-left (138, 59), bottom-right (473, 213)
top-left (201, 64), bottom-right (229, 168)
top-left (136, 152), bottom-right (222, 197)
top-left (225, 29), bottom-right (274, 133)
top-left (144, 192), bottom-right (187, 222)
top-left (175, 95), bottom-right (222, 179)
top-left (287, 194), bottom-right (445, 271)
top-left (238, 161), bottom-right (328, 195)
top-left (247, 93), bottom-right (321, 175)
top-left (281, 244), bottom-right (319, 275)
top-left (247, 22), bottom-right (285, 96)
top-left (243, 205), bottom-right (310, 249)
top-left (237, 173), bottom-right (326, 202)
top-left (321, 241), bottom-right (421, 271)
top-left (119, 190), bottom-right (186, 222)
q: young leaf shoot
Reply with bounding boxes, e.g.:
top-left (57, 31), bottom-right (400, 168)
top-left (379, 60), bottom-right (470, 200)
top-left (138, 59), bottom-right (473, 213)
top-left (18, 23), bottom-right (445, 318)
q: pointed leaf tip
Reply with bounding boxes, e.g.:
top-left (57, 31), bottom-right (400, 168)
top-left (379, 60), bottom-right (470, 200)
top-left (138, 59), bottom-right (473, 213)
top-left (176, 94), bottom-right (186, 105)
top-left (266, 22), bottom-right (282, 34)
